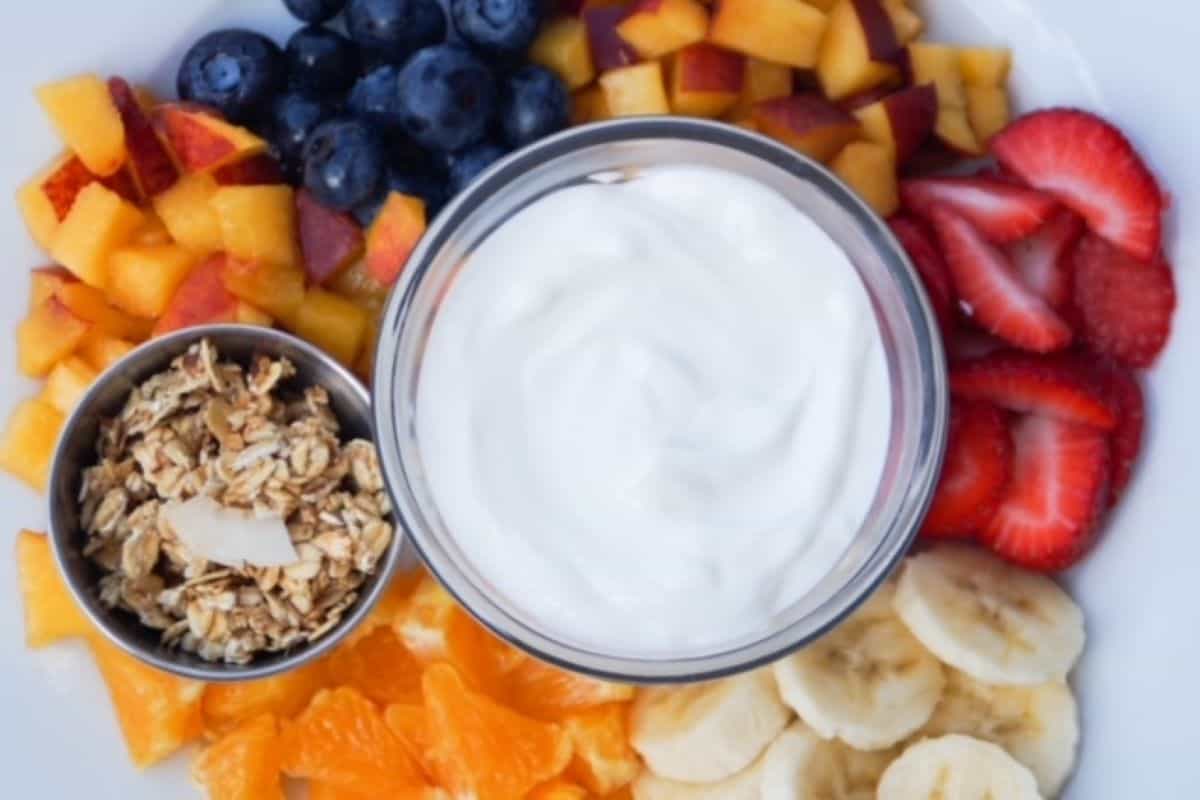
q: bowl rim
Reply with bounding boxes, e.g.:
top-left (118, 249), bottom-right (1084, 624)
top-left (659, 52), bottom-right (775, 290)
top-left (47, 323), bottom-right (404, 681)
top-left (373, 117), bottom-right (949, 683)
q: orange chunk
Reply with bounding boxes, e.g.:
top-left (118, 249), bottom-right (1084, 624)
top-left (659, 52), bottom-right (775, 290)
top-left (564, 704), bottom-right (640, 794)
top-left (17, 297), bottom-right (91, 377)
top-left (210, 185), bottom-right (301, 271)
top-left (529, 779), bottom-right (590, 800)
top-left (152, 172), bottom-right (225, 254)
top-left (344, 569), bottom-right (422, 646)
top-left (107, 244), bottom-right (198, 318)
top-left (154, 104), bottom-right (268, 173)
top-left (78, 335), bottom-right (136, 372)
top-left (55, 281), bottom-right (153, 341)
top-left (16, 529), bottom-right (90, 648)
top-left (219, 257), bottom-right (306, 323)
top-left (365, 192), bottom-right (426, 286)
top-left (36, 74), bottom-right (127, 175)
top-left (394, 574), bottom-right (459, 662)
top-left (384, 703), bottom-right (437, 780)
top-left (202, 659), bottom-right (329, 736)
top-left (40, 356), bottom-right (98, 415)
top-left (285, 288), bottom-right (369, 367)
top-left (0, 400), bottom-right (64, 491)
top-left (192, 714), bottom-right (285, 800)
top-left (530, 17), bottom-right (596, 90)
top-left (49, 182), bottom-right (145, 287)
top-left (325, 626), bottom-right (423, 706)
top-left (504, 654), bottom-right (636, 721)
top-left (89, 636), bottom-right (204, 768)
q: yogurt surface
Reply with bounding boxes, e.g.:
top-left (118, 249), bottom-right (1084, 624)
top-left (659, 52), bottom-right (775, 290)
top-left (415, 164), bottom-right (891, 656)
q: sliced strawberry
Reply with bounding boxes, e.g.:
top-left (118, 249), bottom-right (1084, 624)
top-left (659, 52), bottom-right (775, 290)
top-left (900, 176), bottom-right (1059, 243)
top-left (889, 214), bottom-right (956, 337)
top-left (950, 350), bottom-right (1117, 430)
top-left (1073, 233), bottom-right (1176, 367)
top-left (991, 109), bottom-right (1164, 261)
top-left (922, 399), bottom-right (1013, 540)
top-left (929, 208), bottom-right (1072, 353)
top-left (1088, 359), bottom-right (1145, 505)
top-left (1008, 210), bottom-right (1085, 310)
top-left (981, 414), bottom-right (1110, 572)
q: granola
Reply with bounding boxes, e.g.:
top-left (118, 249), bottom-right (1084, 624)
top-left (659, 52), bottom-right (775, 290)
top-left (79, 339), bottom-right (393, 664)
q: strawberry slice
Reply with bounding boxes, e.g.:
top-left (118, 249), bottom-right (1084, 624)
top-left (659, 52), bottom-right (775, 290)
top-left (950, 350), bottom-right (1117, 430)
top-left (1089, 359), bottom-right (1145, 505)
top-left (900, 176), bottom-right (1058, 243)
top-left (889, 215), bottom-right (956, 337)
top-left (981, 415), bottom-right (1110, 572)
top-left (1073, 233), bottom-right (1176, 367)
top-left (929, 208), bottom-right (1072, 353)
top-left (921, 399), bottom-right (1013, 540)
top-left (1008, 210), bottom-right (1085, 310)
top-left (991, 109), bottom-right (1164, 261)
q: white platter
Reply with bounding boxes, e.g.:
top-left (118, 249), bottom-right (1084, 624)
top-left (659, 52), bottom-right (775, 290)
top-left (0, 0), bottom-right (1196, 796)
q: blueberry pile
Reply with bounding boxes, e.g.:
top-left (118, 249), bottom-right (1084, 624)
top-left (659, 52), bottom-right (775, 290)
top-left (176, 0), bottom-right (571, 222)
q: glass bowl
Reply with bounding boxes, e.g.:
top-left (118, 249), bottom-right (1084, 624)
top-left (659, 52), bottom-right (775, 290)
top-left (373, 117), bottom-right (948, 683)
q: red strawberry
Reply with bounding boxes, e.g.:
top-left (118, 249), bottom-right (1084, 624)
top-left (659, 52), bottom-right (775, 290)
top-left (991, 109), bottom-right (1164, 261)
top-left (922, 399), bottom-right (1013, 540)
top-left (889, 214), bottom-right (956, 337)
top-left (1073, 233), bottom-right (1176, 367)
top-left (981, 415), bottom-right (1110, 571)
top-left (1008, 210), bottom-right (1085, 310)
top-left (1089, 360), bottom-right (1145, 505)
top-left (900, 176), bottom-right (1059, 243)
top-left (929, 208), bottom-right (1072, 353)
top-left (950, 350), bottom-right (1117, 430)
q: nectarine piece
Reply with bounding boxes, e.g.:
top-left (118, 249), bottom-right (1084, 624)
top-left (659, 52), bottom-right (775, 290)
top-left (56, 281), bottom-right (152, 342)
top-left (883, 0), bottom-right (923, 44)
top-left (152, 172), bottom-right (224, 254)
top-left (49, 182), bottom-right (145, 287)
top-left (669, 44), bottom-right (745, 117)
top-left (29, 266), bottom-right (77, 311)
top-left (235, 302), bottom-right (274, 327)
top-left (726, 58), bottom-right (793, 120)
top-left (17, 530), bottom-right (91, 648)
top-left (40, 155), bottom-right (108, 220)
top-left (154, 104), bottom-right (268, 173)
top-left (616, 0), bottom-right (709, 59)
top-left (832, 141), bottom-right (898, 216)
top-left (330, 258), bottom-right (390, 315)
top-left (0, 400), bottom-right (64, 491)
top-left (211, 154), bottom-right (286, 186)
top-left (852, 83), bottom-right (936, 163)
top-left (530, 16), bottom-right (596, 90)
top-left (36, 74), bottom-right (127, 176)
top-left (40, 356), bottom-right (98, 415)
top-left (78, 336), bottom-right (136, 372)
top-left (108, 77), bottom-right (179, 197)
top-left (366, 192), bottom-right (426, 286)
top-left (709, 0), bottom-right (829, 69)
top-left (132, 213), bottom-right (174, 246)
top-left (220, 257), bottom-right (307, 324)
top-left (153, 255), bottom-right (240, 336)
top-left (17, 159), bottom-right (66, 251)
top-left (908, 43), bottom-right (966, 109)
top-left (816, 0), bottom-right (902, 101)
top-left (966, 86), bottom-right (1010, 147)
top-left (599, 61), bottom-right (671, 117)
top-left (934, 106), bottom-right (983, 155)
top-left (298, 188), bottom-right (365, 285)
top-left (753, 94), bottom-right (861, 162)
top-left (958, 47), bottom-right (1012, 88)
top-left (107, 244), bottom-right (198, 318)
top-left (571, 86), bottom-right (614, 124)
top-left (285, 288), bottom-right (369, 366)
top-left (210, 185), bottom-right (301, 271)
top-left (17, 297), bottom-right (91, 377)
top-left (584, 6), bottom-right (640, 70)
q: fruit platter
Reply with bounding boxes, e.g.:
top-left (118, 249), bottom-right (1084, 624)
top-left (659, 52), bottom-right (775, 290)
top-left (2, 0), bottom-right (1196, 797)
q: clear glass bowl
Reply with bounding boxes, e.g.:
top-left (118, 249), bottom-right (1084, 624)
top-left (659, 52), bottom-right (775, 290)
top-left (373, 118), bottom-right (948, 683)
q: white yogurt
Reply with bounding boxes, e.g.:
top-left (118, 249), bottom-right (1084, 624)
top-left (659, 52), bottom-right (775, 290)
top-left (415, 165), bottom-right (891, 657)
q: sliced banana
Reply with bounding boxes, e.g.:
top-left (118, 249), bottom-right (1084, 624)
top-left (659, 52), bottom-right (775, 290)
top-left (773, 582), bottom-right (944, 750)
top-left (760, 722), bottom-right (896, 800)
top-left (894, 545), bottom-right (1085, 686)
top-left (877, 734), bottom-right (1042, 799)
top-left (923, 668), bottom-right (1079, 797)
top-left (630, 667), bottom-right (791, 783)
top-left (632, 746), bottom-right (767, 800)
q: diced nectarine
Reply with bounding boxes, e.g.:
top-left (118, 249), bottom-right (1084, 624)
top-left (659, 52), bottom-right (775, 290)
top-left (832, 141), bottom-right (898, 216)
top-left (852, 83), bottom-right (937, 164)
top-left (908, 43), bottom-right (966, 109)
top-left (154, 104), bottom-right (268, 173)
top-left (298, 189), bottom-right (365, 285)
top-left (669, 44), bottom-right (744, 117)
top-left (18, 298), bottom-right (91, 377)
top-left (78, 336), bottom-right (135, 372)
top-left (36, 74), bottom-right (126, 176)
top-left (40, 356), bottom-right (97, 415)
top-left (108, 77), bottom-right (179, 197)
top-left (366, 192), bottom-right (426, 286)
top-left (584, 7), bottom-right (640, 71)
top-left (530, 17), bottom-right (596, 90)
top-left (56, 281), bottom-right (152, 342)
top-left (571, 86), bottom-right (614, 125)
top-left (17, 165), bottom-right (64, 251)
top-left (153, 255), bottom-right (240, 336)
top-left (107, 244), bottom-right (198, 318)
top-left (40, 155), bottom-right (106, 220)
top-left (211, 185), bottom-right (301, 271)
top-left (726, 58), bottom-right (793, 120)
top-left (617, 0), bottom-right (709, 59)
top-left (934, 106), bottom-right (982, 155)
top-left (17, 530), bottom-right (91, 647)
top-left (883, 0), bottom-right (923, 44)
top-left (330, 258), bottom-right (390, 316)
top-left (220, 258), bottom-right (307, 324)
top-left (753, 94), bottom-right (861, 162)
top-left (709, 0), bottom-right (828, 69)
top-left (816, 0), bottom-right (901, 101)
top-left (235, 302), bottom-right (274, 327)
top-left (0, 400), bottom-right (64, 491)
top-left (132, 213), bottom-right (174, 246)
top-left (152, 172), bottom-right (224, 254)
top-left (599, 61), bottom-right (671, 116)
top-left (29, 266), bottom-right (77, 311)
top-left (49, 182), bottom-right (145, 287)
top-left (966, 86), bottom-right (1010, 147)
top-left (285, 288), bottom-right (369, 366)
top-left (212, 154), bottom-right (286, 187)
top-left (958, 47), bottom-right (1012, 88)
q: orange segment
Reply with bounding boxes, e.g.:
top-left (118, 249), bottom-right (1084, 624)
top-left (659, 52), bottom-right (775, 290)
top-left (529, 779), bottom-right (590, 800)
top-left (423, 663), bottom-right (573, 800)
top-left (603, 787), bottom-right (634, 800)
top-left (88, 636), bottom-right (204, 768)
top-left (345, 568), bottom-right (422, 646)
top-left (564, 704), bottom-right (640, 795)
top-left (503, 655), bottom-right (635, 721)
top-left (394, 574), bottom-right (458, 662)
top-left (192, 714), bottom-right (285, 800)
top-left (325, 626), bottom-right (422, 706)
top-left (384, 703), bottom-right (436, 779)
top-left (202, 658), bottom-right (329, 735)
top-left (309, 783), bottom-right (448, 800)
top-left (16, 529), bottom-right (90, 647)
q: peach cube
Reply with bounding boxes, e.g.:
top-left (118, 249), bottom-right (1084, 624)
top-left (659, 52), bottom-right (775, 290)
top-left (153, 256), bottom-right (239, 336)
top-left (0, 400), bottom-right (64, 491)
top-left (107, 244), bottom-right (198, 318)
top-left (571, 86), bottom-right (614, 125)
top-left (366, 192), bottom-right (426, 286)
top-left (330, 258), bottom-right (390, 316)
top-left (616, 0), bottom-right (709, 59)
top-left (17, 530), bottom-right (91, 648)
top-left (958, 47), bottom-right (1012, 88)
top-left (966, 86), bottom-right (1011, 146)
top-left (909, 43), bottom-right (966, 109)
top-left (884, 0), bottom-right (923, 44)
top-left (78, 335), bottom-right (136, 372)
top-left (29, 266), bottom-right (77, 311)
top-left (36, 74), bottom-right (127, 176)
top-left (286, 288), bottom-right (369, 366)
top-left (709, 0), bottom-right (828, 69)
top-left (133, 213), bottom-right (174, 246)
top-left (831, 141), bottom-right (898, 216)
top-left (40, 356), bottom-right (98, 415)
top-left (152, 172), bottom-right (225, 255)
top-left (211, 185), bottom-right (301, 271)
top-left (235, 302), bottom-right (274, 327)
top-left (669, 44), bottom-right (745, 117)
top-left (599, 62), bottom-right (671, 116)
top-left (17, 157), bottom-right (68, 250)
top-left (726, 58), bottom-right (793, 120)
top-left (530, 17), bottom-right (596, 90)
top-left (56, 281), bottom-right (152, 342)
top-left (753, 94), bottom-right (861, 162)
top-left (935, 106), bottom-right (982, 155)
top-left (154, 104), bottom-right (268, 173)
top-left (18, 298), bottom-right (91, 377)
top-left (49, 182), bottom-right (145, 287)
top-left (816, 0), bottom-right (901, 101)
top-left (220, 258), bottom-right (307, 324)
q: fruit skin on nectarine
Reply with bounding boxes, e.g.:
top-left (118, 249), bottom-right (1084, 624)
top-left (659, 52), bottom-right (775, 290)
top-left (108, 76), bottom-right (180, 197)
top-left (726, 57), bottom-right (793, 121)
top-left (709, 0), bottom-right (829, 70)
top-left (852, 83), bottom-right (937, 164)
top-left (669, 43), bottom-right (745, 118)
top-left (816, 0), bottom-right (903, 101)
top-left (298, 188), bottom-right (366, 286)
top-left (152, 254), bottom-right (240, 337)
top-left (153, 104), bottom-right (268, 173)
top-left (753, 94), bottom-right (861, 162)
top-left (36, 74), bottom-right (127, 176)
top-left (366, 192), bottom-right (427, 287)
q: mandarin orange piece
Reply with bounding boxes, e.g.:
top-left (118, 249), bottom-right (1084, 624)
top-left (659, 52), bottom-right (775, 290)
top-left (423, 663), bottom-right (573, 800)
top-left (280, 687), bottom-right (427, 795)
top-left (394, 574), bottom-right (458, 662)
top-left (529, 779), bottom-right (590, 800)
top-left (503, 656), bottom-right (635, 721)
top-left (563, 704), bottom-right (640, 795)
top-left (345, 568), bottom-right (423, 646)
top-left (88, 636), bottom-right (204, 768)
top-left (16, 529), bottom-right (90, 647)
top-left (192, 713), bottom-right (284, 800)
top-left (444, 606), bottom-right (526, 694)
top-left (309, 782), bottom-right (448, 800)
top-left (325, 626), bottom-right (422, 706)
top-left (202, 658), bottom-right (329, 735)
top-left (602, 786), bottom-right (634, 800)
top-left (384, 703), bottom-right (436, 780)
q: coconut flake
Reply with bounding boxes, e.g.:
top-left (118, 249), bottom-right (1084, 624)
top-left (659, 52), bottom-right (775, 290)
top-left (162, 495), bottom-right (299, 568)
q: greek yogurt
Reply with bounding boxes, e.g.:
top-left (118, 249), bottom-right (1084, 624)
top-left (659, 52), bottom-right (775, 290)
top-left (415, 164), bottom-right (891, 657)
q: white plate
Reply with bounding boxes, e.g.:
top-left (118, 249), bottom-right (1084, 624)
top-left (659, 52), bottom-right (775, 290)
top-left (1, 0), bottom-right (1196, 796)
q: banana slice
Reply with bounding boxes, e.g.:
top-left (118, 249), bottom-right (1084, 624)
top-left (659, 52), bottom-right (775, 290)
top-left (894, 545), bottom-right (1085, 686)
top-left (630, 667), bottom-right (791, 783)
top-left (773, 582), bottom-right (944, 750)
top-left (632, 745), bottom-right (767, 800)
top-left (877, 734), bottom-right (1042, 799)
top-left (761, 722), bottom-right (896, 800)
top-left (923, 668), bottom-right (1079, 797)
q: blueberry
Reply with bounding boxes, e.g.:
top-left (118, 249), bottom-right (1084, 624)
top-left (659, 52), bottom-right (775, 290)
top-left (451, 0), bottom-right (542, 57)
top-left (445, 140), bottom-right (509, 196)
top-left (499, 65), bottom-right (569, 149)
top-left (348, 65), bottom-right (406, 130)
top-left (354, 162), bottom-right (448, 226)
top-left (286, 26), bottom-right (360, 94)
top-left (267, 90), bottom-right (339, 177)
top-left (346, 0), bottom-right (447, 64)
top-left (396, 45), bottom-right (496, 152)
top-left (177, 29), bottom-right (285, 123)
top-left (283, 0), bottom-right (346, 23)
top-left (303, 118), bottom-right (386, 210)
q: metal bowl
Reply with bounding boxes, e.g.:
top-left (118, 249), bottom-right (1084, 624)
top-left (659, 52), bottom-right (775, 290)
top-left (48, 324), bottom-right (405, 681)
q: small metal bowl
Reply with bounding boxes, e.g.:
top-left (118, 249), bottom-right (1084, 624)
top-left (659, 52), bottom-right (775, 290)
top-left (48, 324), bottom-right (405, 681)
